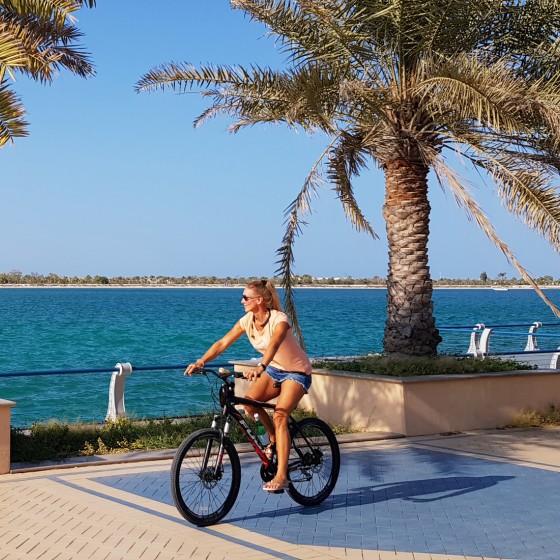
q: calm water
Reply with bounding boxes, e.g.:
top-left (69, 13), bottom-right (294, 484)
top-left (2, 287), bottom-right (560, 427)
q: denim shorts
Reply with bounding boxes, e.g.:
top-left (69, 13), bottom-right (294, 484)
top-left (265, 365), bottom-right (312, 392)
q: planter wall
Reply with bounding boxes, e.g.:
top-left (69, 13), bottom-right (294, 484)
top-left (231, 361), bottom-right (560, 436)
top-left (0, 399), bottom-right (16, 474)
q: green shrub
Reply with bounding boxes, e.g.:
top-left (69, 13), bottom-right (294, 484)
top-left (11, 415), bottom-right (213, 463)
top-left (10, 409), bottom-right (325, 464)
top-left (312, 354), bottom-right (536, 377)
top-left (11, 420), bottom-right (100, 462)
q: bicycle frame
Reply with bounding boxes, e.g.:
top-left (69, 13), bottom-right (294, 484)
top-left (215, 375), bottom-right (277, 467)
top-left (208, 369), bottom-right (316, 472)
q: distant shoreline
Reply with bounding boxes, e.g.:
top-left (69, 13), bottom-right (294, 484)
top-left (0, 283), bottom-right (552, 290)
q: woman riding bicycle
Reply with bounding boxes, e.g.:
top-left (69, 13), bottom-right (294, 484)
top-left (185, 278), bottom-right (312, 493)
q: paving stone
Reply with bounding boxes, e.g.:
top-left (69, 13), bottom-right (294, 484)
top-left (1, 430), bottom-right (560, 560)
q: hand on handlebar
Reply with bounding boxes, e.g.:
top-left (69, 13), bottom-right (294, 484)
top-left (243, 367), bottom-right (262, 382)
top-left (185, 359), bottom-right (205, 376)
top-left (184, 363), bottom-right (242, 380)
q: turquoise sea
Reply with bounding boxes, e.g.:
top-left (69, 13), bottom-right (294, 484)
top-left (2, 287), bottom-right (560, 427)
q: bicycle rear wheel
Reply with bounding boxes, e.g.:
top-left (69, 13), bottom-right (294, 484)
top-left (287, 417), bottom-right (340, 506)
top-left (171, 428), bottom-right (241, 526)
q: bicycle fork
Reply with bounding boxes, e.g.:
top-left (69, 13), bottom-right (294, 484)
top-left (201, 414), bottom-right (229, 479)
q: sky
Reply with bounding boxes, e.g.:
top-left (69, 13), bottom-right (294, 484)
top-left (1, 1), bottom-right (560, 281)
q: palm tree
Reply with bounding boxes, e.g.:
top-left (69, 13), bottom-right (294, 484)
top-left (0, 0), bottom-right (96, 147)
top-left (136, 0), bottom-right (560, 356)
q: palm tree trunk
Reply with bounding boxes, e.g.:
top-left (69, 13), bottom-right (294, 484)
top-left (382, 158), bottom-right (441, 356)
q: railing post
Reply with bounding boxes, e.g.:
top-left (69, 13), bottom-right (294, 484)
top-left (525, 321), bottom-right (542, 351)
top-left (479, 327), bottom-right (493, 356)
top-left (106, 362), bottom-right (133, 421)
top-left (467, 323), bottom-right (483, 355)
top-left (467, 324), bottom-right (493, 356)
top-left (0, 399), bottom-right (16, 474)
top-left (550, 350), bottom-right (560, 369)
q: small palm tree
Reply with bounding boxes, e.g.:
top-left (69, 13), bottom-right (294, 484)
top-left (0, 0), bottom-right (96, 147)
top-left (136, 0), bottom-right (560, 356)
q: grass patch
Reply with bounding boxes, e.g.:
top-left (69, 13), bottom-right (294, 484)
top-left (508, 405), bottom-right (560, 428)
top-left (329, 423), bottom-right (355, 436)
top-left (11, 415), bottom-right (215, 463)
top-left (312, 354), bottom-right (536, 377)
top-left (10, 409), bottom-right (326, 464)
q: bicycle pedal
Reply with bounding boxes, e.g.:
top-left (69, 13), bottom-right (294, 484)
top-left (269, 489), bottom-right (285, 494)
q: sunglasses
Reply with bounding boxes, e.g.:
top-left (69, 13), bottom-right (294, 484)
top-left (242, 295), bottom-right (260, 301)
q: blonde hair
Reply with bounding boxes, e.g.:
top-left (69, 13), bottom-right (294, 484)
top-left (246, 279), bottom-right (283, 311)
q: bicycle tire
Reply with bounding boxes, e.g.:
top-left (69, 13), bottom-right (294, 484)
top-left (287, 417), bottom-right (340, 506)
top-left (170, 428), bottom-right (241, 526)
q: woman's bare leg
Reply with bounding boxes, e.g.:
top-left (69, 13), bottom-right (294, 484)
top-left (243, 373), bottom-right (280, 440)
top-left (265, 380), bottom-right (306, 490)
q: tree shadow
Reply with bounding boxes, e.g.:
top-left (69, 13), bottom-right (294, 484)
top-left (364, 474), bottom-right (515, 503)
top-left (227, 474), bottom-right (515, 522)
top-left (355, 446), bottom-right (495, 483)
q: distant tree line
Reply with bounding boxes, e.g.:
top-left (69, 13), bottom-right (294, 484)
top-left (0, 270), bottom-right (386, 286)
top-left (1, 270), bottom-right (558, 287)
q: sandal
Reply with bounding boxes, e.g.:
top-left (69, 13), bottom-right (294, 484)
top-left (263, 442), bottom-right (276, 460)
top-left (263, 479), bottom-right (290, 493)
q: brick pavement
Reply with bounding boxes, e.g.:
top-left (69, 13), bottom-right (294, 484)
top-left (1, 428), bottom-right (560, 560)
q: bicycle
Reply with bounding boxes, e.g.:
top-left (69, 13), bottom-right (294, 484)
top-left (170, 367), bottom-right (341, 526)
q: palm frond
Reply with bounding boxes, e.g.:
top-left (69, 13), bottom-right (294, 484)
top-left (327, 130), bottom-right (378, 237)
top-left (430, 154), bottom-right (560, 317)
top-left (481, 0), bottom-right (560, 76)
top-left (0, 26), bottom-right (30, 76)
top-left (225, 64), bottom-right (343, 133)
top-left (1, 1), bottom-right (95, 29)
top-left (430, 136), bottom-right (560, 263)
top-left (476, 152), bottom-right (560, 250)
top-left (136, 63), bottom-right (246, 93)
top-left (441, 122), bottom-right (560, 251)
top-left (415, 54), bottom-right (539, 135)
top-left (0, 80), bottom-right (28, 146)
top-left (0, 2), bottom-right (95, 82)
top-left (0, 0), bottom-right (95, 146)
top-left (2, 1), bottom-right (71, 25)
top-left (137, 62), bottom-right (342, 134)
top-left (275, 137), bottom-right (342, 347)
top-left (275, 167), bottom-right (323, 349)
top-left (338, 76), bottom-right (392, 121)
top-left (390, 0), bottom-right (560, 68)
top-left (231, 0), bottom-right (377, 69)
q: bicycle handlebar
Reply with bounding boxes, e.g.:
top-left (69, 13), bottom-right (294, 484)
top-left (190, 366), bottom-right (245, 380)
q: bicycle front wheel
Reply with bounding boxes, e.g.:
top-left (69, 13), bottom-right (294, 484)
top-left (287, 417), bottom-right (340, 506)
top-left (170, 428), bottom-right (241, 526)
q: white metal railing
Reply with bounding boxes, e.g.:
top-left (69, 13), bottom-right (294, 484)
top-left (440, 321), bottom-right (560, 369)
top-left (106, 362), bottom-right (133, 420)
top-left (0, 361), bottom-right (232, 423)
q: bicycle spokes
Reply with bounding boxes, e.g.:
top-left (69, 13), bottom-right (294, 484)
top-left (171, 429), bottom-right (241, 526)
top-left (286, 418), bottom-right (340, 506)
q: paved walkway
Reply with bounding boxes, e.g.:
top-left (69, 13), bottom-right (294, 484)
top-left (2, 427), bottom-right (560, 560)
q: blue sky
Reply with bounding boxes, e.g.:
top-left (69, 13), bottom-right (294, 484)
top-left (1, 1), bottom-right (559, 281)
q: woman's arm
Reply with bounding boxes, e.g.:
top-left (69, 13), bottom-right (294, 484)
top-left (185, 322), bottom-right (245, 375)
